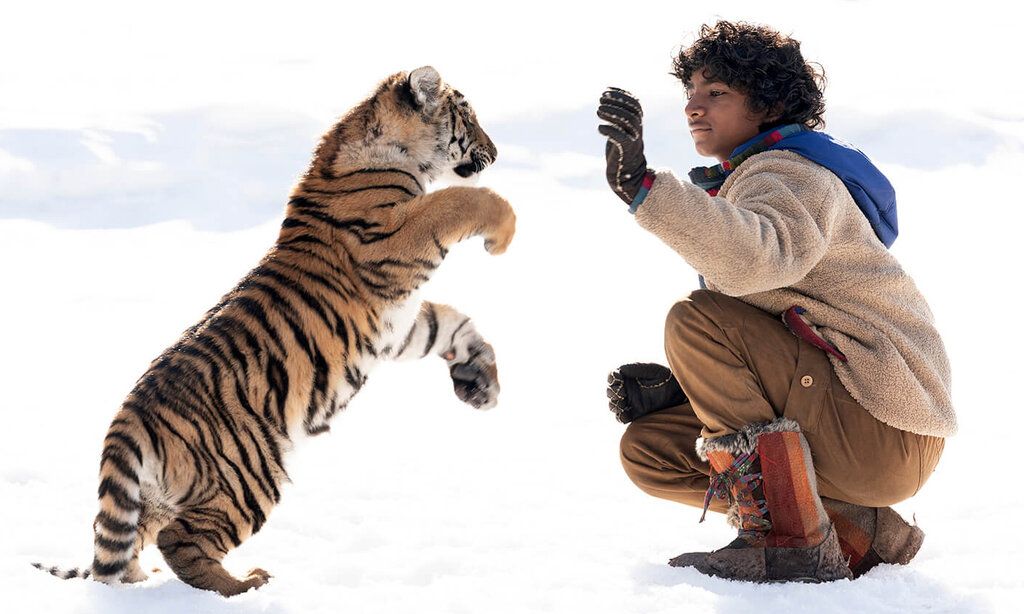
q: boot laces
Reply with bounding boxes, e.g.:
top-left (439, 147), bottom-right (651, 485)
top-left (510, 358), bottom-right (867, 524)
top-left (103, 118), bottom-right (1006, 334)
top-left (700, 451), bottom-right (771, 538)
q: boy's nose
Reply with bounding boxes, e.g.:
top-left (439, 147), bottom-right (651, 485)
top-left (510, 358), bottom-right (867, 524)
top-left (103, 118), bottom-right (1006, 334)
top-left (685, 98), bottom-right (704, 119)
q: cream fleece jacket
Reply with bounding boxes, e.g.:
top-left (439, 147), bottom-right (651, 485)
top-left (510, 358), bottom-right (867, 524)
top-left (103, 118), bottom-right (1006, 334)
top-left (636, 150), bottom-right (955, 437)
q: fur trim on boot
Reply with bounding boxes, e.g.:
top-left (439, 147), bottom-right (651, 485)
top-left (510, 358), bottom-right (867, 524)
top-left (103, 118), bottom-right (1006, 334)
top-left (695, 417), bottom-right (802, 460)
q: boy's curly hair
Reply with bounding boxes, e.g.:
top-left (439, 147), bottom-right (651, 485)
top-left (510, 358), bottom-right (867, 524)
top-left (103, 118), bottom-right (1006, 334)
top-left (673, 21), bottom-right (826, 130)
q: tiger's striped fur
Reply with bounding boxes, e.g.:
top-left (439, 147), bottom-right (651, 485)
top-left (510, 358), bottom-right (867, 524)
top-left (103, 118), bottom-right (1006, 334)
top-left (35, 66), bottom-right (515, 596)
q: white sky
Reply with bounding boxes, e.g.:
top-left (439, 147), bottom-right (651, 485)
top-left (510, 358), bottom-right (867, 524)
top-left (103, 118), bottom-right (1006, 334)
top-left (2, 0), bottom-right (1021, 132)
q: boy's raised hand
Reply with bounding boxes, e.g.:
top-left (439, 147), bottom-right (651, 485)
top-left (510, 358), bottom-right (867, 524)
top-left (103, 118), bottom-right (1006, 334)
top-left (598, 87), bottom-right (648, 205)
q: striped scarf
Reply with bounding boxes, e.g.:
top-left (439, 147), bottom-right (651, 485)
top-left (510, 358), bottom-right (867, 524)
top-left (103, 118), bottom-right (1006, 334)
top-left (688, 124), bottom-right (806, 196)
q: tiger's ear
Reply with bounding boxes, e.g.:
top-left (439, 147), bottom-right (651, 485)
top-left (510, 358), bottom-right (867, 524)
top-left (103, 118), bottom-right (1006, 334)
top-left (408, 66), bottom-right (443, 112)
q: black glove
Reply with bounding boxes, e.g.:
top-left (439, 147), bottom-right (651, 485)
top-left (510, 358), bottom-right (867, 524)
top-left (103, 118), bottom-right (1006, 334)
top-left (597, 87), bottom-right (648, 205)
top-left (607, 362), bottom-right (687, 424)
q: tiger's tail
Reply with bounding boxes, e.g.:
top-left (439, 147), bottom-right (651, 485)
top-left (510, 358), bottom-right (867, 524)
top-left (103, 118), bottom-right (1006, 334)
top-left (34, 411), bottom-right (147, 585)
top-left (31, 562), bottom-right (93, 580)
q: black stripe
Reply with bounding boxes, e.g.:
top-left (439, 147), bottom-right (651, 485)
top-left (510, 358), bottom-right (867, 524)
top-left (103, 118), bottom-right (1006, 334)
top-left (303, 345), bottom-right (331, 433)
top-left (207, 323), bottom-right (251, 380)
top-left (121, 403), bottom-right (162, 458)
top-left (305, 423), bottom-right (330, 436)
top-left (243, 423), bottom-right (281, 503)
top-left (278, 232), bottom-right (332, 249)
top-left (395, 319), bottom-right (418, 358)
top-left (423, 303), bottom-right (439, 357)
top-left (90, 558), bottom-right (128, 576)
top-left (208, 317), bottom-right (265, 366)
top-left (432, 234), bottom-right (449, 259)
top-left (298, 209), bottom-right (400, 244)
top-left (265, 355), bottom-right (290, 432)
top-left (252, 404), bottom-right (286, 482)
top-left (98, 477), bottom-right (141, 511)
top-left (96, 510), bottom-right (135, 535)
top-left (448, 318), bottom-right (471, 351)
top-left (281, 216), bottom-right (313, 229)
top-left (288, 196), bottom-right (325, 210)
top-left (331, 167), bottom-right (424, 192)
top-left (272, 250), bottom-right (356, 301)
top-left (226, 414), bottom-right (280, 508)
top-left (95, 534), bottom-right (135, 552)
top-left (303, 182), bottom-right (418, 198)
top-left (105, 432), bottom-right (143, 465)
top-left (232, 297), bottom-right (287, 356)
top-left (194, 333), bottom-right (246, 384)
top-left (101, 449), bottom-right (139, 484)
top-left (238, 282), bottom-right (314, 360)
top-left (254, 264), bottom-right (336, 333)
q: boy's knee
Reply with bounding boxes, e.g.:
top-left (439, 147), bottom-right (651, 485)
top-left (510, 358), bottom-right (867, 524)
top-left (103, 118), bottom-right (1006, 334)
top-left (619, 420), bottom-right (664, 489)
top-left (619, 418), bottom-right (697, 490)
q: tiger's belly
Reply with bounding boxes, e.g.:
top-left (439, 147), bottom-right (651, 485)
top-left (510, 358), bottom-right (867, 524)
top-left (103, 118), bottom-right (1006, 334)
top-left (297, 294), bottom-right (423, 437)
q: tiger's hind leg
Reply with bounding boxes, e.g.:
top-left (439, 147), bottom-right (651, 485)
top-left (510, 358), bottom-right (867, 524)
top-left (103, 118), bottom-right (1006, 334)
top-left (156, 509), bottom-right (270, 597)
top-left (120, 508), bottom-right (174, 584)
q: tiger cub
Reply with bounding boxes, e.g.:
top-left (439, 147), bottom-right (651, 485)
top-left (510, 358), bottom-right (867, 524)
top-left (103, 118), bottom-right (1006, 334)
top-left (35, 66), bottom-right (515, 596)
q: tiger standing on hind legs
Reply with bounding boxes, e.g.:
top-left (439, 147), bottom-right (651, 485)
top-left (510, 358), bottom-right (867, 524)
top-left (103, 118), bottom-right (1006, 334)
top-left (33, 65), bottom-right (515, 597)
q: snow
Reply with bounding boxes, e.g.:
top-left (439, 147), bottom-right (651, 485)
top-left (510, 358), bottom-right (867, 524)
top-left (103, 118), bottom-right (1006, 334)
top-left (2, 1), bottom-right (1023, 612)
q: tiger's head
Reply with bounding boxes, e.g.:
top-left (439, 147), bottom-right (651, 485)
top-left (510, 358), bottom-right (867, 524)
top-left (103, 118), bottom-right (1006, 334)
top-left (321, 66), bottom-right (497, 183)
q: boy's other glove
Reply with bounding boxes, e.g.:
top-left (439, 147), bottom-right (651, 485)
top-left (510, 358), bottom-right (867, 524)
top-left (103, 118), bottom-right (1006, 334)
top-left (598, 87), bottom-right (649, 205)
top-left (607, 362), bottom-right (687, 424)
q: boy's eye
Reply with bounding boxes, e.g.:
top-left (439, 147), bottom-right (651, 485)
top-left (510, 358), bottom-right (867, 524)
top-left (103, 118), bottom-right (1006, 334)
top-left (709, 90), bottom-right (726, 97)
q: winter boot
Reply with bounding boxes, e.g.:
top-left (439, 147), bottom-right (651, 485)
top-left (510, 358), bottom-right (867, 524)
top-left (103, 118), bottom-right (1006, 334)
top-left (822, 498), bottom-right (925, 578)
top-left (670, 418), bottom-right (852, 583)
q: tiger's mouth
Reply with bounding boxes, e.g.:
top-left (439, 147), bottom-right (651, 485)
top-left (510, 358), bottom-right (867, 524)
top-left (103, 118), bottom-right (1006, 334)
top-left (454, 162), bottom-right (480, 178)
top-left (453, 150), bottom-right (495, 177)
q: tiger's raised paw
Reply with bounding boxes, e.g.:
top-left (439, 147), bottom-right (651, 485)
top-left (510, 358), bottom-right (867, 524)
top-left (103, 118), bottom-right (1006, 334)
top-left (479, 189), bottom-right (516, 255)
top-left (444, 340), bottom-right (499, 410)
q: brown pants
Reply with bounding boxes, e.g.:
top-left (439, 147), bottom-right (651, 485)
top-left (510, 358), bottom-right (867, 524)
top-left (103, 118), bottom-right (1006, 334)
top-left (620, 290), bottom-right (944, 513)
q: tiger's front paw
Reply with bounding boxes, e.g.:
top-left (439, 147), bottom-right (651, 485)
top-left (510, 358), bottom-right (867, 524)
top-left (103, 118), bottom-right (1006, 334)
top-left (444, 340), bottom-right (500, 410)
top-left (479, 189), bottom-right (516, 255)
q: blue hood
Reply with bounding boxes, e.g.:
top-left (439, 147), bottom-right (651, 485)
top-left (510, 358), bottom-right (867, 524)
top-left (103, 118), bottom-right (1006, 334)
top-left (732, 128), bottom-right (898, 247)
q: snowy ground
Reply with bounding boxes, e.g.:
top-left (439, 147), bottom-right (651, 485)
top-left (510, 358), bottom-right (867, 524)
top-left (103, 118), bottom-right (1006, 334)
top-left (3, 1), bottom-right (1024, 613)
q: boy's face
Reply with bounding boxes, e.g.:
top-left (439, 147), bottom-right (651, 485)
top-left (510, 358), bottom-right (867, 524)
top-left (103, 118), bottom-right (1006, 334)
top-left (684, 70), bottom-right (772, 162)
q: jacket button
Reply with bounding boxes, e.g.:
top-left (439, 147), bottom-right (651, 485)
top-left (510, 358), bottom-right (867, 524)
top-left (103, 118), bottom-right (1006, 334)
top-left (800, 375), bottom-right (814, 388)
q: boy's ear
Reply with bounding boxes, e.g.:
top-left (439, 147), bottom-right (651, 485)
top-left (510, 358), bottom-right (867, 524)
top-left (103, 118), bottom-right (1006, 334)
top-left (765, 103), bottom-right (785, 124)
top-left (408, 66), bottom-right (443, 113)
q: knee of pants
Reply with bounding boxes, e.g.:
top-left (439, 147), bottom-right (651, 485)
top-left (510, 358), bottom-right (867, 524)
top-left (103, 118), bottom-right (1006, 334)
top-left (619, 421), bottom-right (661, 489)
top-left (619, 419), bottom-right (695, 491)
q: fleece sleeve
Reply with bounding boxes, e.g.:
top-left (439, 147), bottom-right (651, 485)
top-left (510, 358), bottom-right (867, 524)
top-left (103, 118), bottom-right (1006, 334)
top-left (633, 153), bottom-right (840, 296)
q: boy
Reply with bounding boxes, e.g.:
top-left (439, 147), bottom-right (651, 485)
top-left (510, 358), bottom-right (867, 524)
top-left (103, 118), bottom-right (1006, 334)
top-left (598, 21), bottom-right (954, 582)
